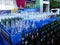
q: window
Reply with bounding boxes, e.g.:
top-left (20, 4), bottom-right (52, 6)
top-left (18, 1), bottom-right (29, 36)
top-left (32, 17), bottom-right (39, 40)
top-left (25, 0), bottom-right (36, 8)
top-left (0, 0), bottom-right (14, 10)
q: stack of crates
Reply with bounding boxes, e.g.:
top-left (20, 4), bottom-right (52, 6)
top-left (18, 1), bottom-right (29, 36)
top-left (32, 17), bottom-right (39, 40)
top-left (0, 15), bottom-right (60, 45)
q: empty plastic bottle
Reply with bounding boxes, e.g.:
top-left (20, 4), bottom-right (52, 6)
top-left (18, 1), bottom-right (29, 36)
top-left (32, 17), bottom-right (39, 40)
top-left (32, 20), bottom-right (36, 29)
top-left (6, 20), bottom-right (10, 31)
top-left (11, 20), bottom-right (15, 34)
top-left (15, 20), bottom-right (19, 33)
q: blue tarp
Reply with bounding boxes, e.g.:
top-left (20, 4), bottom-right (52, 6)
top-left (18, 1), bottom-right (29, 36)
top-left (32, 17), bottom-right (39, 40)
top-left (27, 0), bottom-right (35, 1)
top-left (0, 10), bottom-right (11, 14)
top-left (18, 8), bottom-right (37, 13)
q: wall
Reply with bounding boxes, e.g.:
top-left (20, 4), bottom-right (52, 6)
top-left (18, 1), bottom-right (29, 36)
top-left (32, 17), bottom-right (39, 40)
top-left (0, 0), bottom-right (18, 10)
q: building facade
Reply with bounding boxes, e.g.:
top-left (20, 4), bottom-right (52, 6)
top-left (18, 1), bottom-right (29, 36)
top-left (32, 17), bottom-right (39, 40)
top-left (36, 0), bottom-right (50, 12)
top-left (0, 0), bottom-right (50, 12)
top-left (26, 0), bottom-right (50, 12)
top-left (43, 0), bottom-right (50, 12)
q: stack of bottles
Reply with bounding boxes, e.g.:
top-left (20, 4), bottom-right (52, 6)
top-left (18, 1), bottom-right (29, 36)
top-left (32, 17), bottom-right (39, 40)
top-left (20, 20), bottom-right (60, 45)
top-left (0, 14), bottom-right (60, 45)
top-left (1, 17), bottom-right (37, 35)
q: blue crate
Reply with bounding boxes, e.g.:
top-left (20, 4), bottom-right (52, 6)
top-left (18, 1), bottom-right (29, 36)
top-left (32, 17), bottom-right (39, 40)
top-left (0, 35), bottom-right (4, 45)
top-left (0, 17), bottom-right (58, 45)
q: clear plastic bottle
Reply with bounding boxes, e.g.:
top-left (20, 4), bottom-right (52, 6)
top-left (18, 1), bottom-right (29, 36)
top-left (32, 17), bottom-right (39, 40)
top-left (25, 20), bottom-right (30, 30)
top-left (11, 20), bottom-right (15, 34)
top-left (32, 20), bottom-right (36, 29)
top-left (17, 20), bottom-right (20, 32)
top-left (15, 20), bottom-right (18, 33)
top-left (18, 20), bottom-right (23, 32)
top-left (6, 20), bottom-right (10, 31)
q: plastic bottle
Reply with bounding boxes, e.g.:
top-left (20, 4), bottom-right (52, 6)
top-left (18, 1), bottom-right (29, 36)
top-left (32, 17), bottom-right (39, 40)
top-left (20, 32), bottom-right (25, 45)
top-left (18, 20), bottom-right (23, 32)
top-left (25, 20), bottom-right (30, 30)
top-left (15, 20), bottom-right (18, 33)
top-left (6, 20), bottom-right (10, 31)
top-left (32, 20), bottom-right (36, 29)
top-left (11, 20), bottom-right (15, 34)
